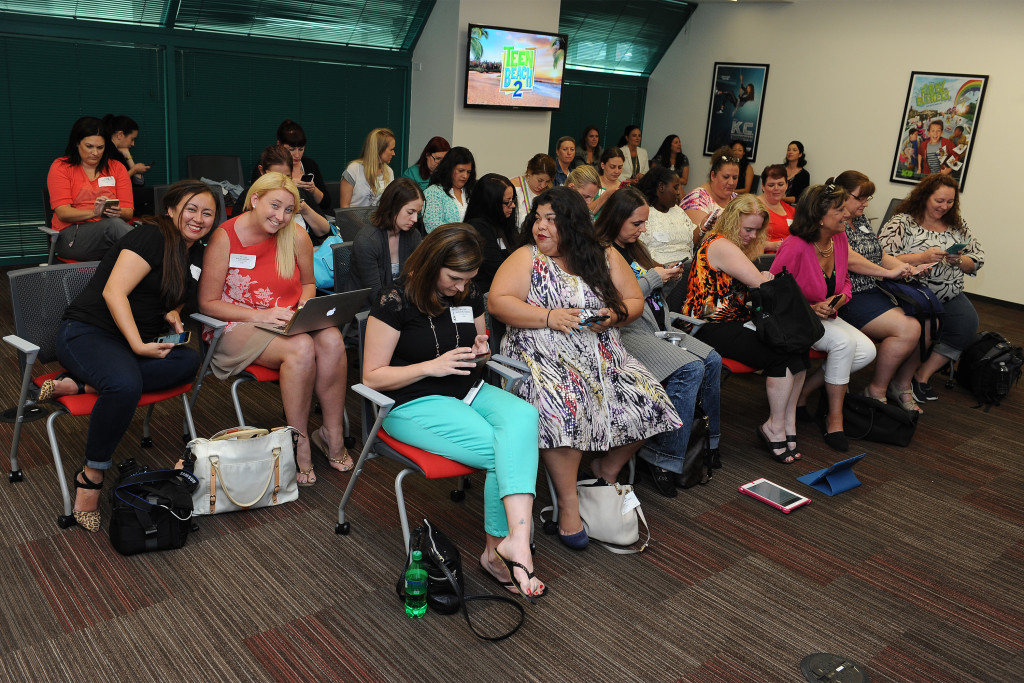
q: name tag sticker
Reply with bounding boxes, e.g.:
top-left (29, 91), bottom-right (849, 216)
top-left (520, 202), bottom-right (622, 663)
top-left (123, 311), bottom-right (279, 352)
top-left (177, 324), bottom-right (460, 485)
top-left (97, 176), bottom-right (116, 187)
top-left (229, 253), bottom-right (257, 269)
top-left (859, 222), bottom-right (873, 233)
top-left (622, 490), bottom-right (641, 514)
top-left (190, 264), bottom-right (202, 281)
top-left (450, 306), bottom-right (474, 324)
top-left (496, 238), bottom-right (507, 250)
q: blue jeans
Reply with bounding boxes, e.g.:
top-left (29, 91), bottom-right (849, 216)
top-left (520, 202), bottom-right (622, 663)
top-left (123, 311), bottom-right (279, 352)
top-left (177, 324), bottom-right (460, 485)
top-left (637, 350), bottom-right (722, 473)
top-left (56, 319), bottom-right (200, 470)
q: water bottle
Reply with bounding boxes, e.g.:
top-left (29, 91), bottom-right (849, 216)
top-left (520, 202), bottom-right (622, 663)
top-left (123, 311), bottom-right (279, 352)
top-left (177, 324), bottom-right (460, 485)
top-left (404, 550), bottom-right (428, 618)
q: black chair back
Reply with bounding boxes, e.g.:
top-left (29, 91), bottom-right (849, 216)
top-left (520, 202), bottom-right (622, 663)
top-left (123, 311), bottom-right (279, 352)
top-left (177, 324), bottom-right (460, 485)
top-left (8, 262), bottom-right (99, 364)
top-left (187, 155), bottom-right (244, 187)
top-left (333, 207), bottom-right (373, 241)
top-left (331, 241), bottom-right (355, 293)
top-left (880, 197), bottom-right (902, 231)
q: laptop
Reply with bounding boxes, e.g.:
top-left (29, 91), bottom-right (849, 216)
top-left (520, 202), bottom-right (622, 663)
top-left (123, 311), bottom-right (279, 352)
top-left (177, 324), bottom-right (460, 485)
top-left (255, 288), bottom-right (370, 336)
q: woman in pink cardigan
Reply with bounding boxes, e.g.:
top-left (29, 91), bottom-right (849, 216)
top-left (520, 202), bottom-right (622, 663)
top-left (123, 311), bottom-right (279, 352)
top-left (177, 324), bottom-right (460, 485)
top-left (771, 184), bottom-right (876, 452)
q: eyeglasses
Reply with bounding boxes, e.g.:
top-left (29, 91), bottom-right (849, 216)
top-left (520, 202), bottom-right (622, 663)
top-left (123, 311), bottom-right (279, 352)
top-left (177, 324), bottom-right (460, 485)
top-left (850, 194), bottom-right (873, 203)
top-left (502, 199), bottom-right (516, 208)
top-left (429, 154), bottom-right (446, 163)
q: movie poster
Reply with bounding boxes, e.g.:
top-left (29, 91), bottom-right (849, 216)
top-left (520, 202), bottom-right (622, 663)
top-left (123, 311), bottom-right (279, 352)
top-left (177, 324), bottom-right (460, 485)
top-left (703, 62), bottom-right (769, 160)
top-left (465, 26), bottom-right (566, 110)
top-left (890, 72), bottom-right (988, 191)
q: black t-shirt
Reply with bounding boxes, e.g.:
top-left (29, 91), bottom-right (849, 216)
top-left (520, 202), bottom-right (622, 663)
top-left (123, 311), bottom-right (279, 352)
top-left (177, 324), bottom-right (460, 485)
top-left (369, 279), bottom-right (486, 407)
top-left (63, 223), bottom-right (197, 341)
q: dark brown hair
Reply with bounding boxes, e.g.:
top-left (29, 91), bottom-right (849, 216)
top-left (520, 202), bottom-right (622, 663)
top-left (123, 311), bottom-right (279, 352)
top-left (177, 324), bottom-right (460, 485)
top-left (371, 177), bottom-right (424, 233)
top-left (594, 186), bottom-right (656, 270)
top-left (892, 173), bottom-right (961, 228)
top-left (832, 170), bottom-right (875, 198)
top-left (789, 184), bottom-right (850, 242)
top-left (402, 223), bottom-right (484, 317)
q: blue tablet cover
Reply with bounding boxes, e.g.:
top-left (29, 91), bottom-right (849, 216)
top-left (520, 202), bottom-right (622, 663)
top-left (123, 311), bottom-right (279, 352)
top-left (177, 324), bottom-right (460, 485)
top-left (797, 453), bottom-right (866, 496)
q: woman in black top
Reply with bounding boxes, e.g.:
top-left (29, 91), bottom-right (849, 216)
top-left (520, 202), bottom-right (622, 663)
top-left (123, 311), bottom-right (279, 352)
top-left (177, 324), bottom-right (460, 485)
top-left (50, 180), bottom-right (217, 531)
top-left (464, 173), bottom-right (518, 292)
top-left (362, 224), bottom-right (545, 601)
top-left (249, 120), bottom-right (332, 212)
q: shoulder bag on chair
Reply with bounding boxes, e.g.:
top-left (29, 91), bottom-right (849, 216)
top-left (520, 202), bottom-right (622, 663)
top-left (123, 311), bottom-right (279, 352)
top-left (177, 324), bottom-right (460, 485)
top-left (313, 223), bottom-right (344, 290)
top-left (184, 426), bottom-right (299, 515)
top-left (749, 267), bottom-right (825, 353)
top-left (577, 478), bottom-right (651, 554)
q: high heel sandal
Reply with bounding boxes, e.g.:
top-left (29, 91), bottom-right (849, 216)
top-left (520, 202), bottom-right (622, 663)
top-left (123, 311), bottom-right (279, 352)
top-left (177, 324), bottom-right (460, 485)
top-left (887, 383), bottom-right (924, 413)
top-left (757, 425), bottom-right (795, 464)
top-left (38, 372), bottom-right (86, 402)
top-left (493, 549), bottom-right (546, 603)
top-left (73, 469), bottom-right (103, 532)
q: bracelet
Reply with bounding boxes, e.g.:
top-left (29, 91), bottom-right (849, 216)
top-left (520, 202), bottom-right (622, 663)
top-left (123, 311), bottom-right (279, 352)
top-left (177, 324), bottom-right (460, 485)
top-left (545, 309), bottom-right (553, 328)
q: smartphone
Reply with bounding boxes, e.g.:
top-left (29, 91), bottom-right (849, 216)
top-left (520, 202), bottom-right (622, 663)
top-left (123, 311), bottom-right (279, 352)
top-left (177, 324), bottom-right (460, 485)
top-left (301, 172), bottom-right (315, 183)
top-left (462, 379), bottom-right (485, 404)
top-left (102, 198), bottom-right (120, 211)
top-left (739, 478), bottom-right (811, 514)
top-left (471, 353), bottom-right (490, 366)
top-left (668, 260), bottom-right (687, 269)
top-left (582, 314), bottom-right (610, 326)
top-left (945, 243), bottom-right (968, 254)
top-left (826, 294), bottom-right (842, 308)
top-left (152, 331), bottom-right (191, 345)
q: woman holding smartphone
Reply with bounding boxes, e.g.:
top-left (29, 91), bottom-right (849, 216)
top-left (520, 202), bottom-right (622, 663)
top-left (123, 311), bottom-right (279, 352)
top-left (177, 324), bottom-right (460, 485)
top-left (879, 173), bottom-right (984, 402)
top-left (47, 180), bottom-right (217, 531)
top-left (47, 116), bottom-right (135, 261)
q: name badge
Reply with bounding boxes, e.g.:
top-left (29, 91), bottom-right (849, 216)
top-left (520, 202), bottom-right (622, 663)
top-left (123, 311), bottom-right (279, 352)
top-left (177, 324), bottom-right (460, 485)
top-left (496, 238), bottom-right (507, 250)
top-left (190, 264), bottom-right (202, 281)
top-left (450, 306), bottom-right (474, 324)
top-left (786, 219), bottom-right (794, 226)
top-left (859, 221), bottom-right (873, 234)
top-left (229, 253), bottom-right (257, 269)
top-left (98, 176), bottom-right (116, 187)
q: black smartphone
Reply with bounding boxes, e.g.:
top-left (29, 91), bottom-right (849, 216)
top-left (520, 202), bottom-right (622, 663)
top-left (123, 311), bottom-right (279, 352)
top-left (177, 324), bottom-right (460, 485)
top-left (582, 314), bottom-right (610, 326)
top-left (301, 172), bottom-right (315, 183)
top-left (826, 294), bottom-right (842, 308)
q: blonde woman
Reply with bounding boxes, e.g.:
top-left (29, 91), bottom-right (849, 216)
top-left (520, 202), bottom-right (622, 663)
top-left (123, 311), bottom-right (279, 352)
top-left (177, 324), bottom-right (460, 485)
top-left (565, 164), bottom-right (601, 207)
top-left (199, 172), bottom-right (351, 486)
top-left (339, 127), bottom-right (396, 207)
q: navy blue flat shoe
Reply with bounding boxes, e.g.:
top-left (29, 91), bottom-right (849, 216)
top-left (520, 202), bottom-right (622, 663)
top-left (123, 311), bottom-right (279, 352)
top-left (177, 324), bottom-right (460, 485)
top-left (559, 527), bottom-right (589, 550)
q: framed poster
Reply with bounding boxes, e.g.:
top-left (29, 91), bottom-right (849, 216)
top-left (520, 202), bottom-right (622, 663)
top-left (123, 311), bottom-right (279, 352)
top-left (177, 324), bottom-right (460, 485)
top-left (703, 62), bottom-right (769, 160)
top-left (890, 72), bottom-right (988, 191)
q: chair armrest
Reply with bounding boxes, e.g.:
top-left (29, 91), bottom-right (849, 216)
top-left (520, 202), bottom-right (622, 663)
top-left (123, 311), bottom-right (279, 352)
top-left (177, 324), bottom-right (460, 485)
top-left (485, 360), bottom-right (524, 384)
top-left (3, 334), bottom-right (40, 357)
top-left (351, 383), bottom-right (396, 411)
top-left (491, 353), bottom-right (527, 372)
top-left (666, 311), bottom-right (706, 332)
top-left (190, 312), bottom-right (227, 330)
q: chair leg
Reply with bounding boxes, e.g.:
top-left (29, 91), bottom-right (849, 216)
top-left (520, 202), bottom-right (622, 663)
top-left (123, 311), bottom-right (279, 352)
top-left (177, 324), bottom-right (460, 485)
top-left (140, 404), bottom-right (155, 448)
top-left (45, 411), bottom-right (75, 526)
top-left (181, 394), bottom-right (197, 441)
top-left (394, 468), bottom-right (416, 552)
top-left (335, 439), bottom-right (376, 535)
top-left (627, 455), bottom-right (636, 485)
top-left (541, 468), bottom-right (560, 535)
top-left (230, 377), bottom-right (249, 426)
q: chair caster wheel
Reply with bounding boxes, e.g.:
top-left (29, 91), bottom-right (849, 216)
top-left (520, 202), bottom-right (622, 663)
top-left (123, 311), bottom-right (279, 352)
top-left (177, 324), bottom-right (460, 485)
top-left (8, 470), bottom-right (23, 483)
top-left (57, 514), bottom-right (76, 529)
top-left (336, 522), bottom-right (351, 535)
top-left (344, 436), bottom-right (356, 448)
top-left (542, 520), bottom-right (558, 535)
top-left (140, 436), bottom-right (154, 448)
top-left (450, 489), bottom-right (465, 502)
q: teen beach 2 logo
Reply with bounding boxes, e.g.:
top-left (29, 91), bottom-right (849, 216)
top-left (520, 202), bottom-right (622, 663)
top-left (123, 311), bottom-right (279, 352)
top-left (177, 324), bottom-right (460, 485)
top-left (500, 46), bottom-right (535, 98)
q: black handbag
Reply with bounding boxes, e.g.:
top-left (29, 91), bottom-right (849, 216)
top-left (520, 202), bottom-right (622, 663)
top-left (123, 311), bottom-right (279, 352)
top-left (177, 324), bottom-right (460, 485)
top-left (750, 267), bottom-right (825, 353)
top-left (876, 279), bottom-right (944, 361)
top-left (109, 461), bottom-right (199, 556)
top-left (678, 406), bottom-right (713, 489)
top-left (395, 519), bottom-right (525, 641)
top-left (820, 391), bottom-right (918, 447)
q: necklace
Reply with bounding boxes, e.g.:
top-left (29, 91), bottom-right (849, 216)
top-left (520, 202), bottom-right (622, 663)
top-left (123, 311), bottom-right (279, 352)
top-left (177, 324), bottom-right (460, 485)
top-left (427, 311), bottom-right (459, 358)
top-left (815, 236), bottom-right (834, 258)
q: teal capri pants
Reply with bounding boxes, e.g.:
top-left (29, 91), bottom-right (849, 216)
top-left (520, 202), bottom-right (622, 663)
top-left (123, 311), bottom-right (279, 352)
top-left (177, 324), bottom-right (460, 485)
top-left (381, 383), bottom-right (539, 537)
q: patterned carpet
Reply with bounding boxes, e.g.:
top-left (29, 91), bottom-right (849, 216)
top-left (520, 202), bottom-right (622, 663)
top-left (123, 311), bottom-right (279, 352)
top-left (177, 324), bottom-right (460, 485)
top-left (0, 267), bottom-right (1021, 681)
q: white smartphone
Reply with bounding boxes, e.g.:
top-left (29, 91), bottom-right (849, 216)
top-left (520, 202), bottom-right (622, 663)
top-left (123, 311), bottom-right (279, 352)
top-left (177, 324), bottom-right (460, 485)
top-left (739, 478), bottom-right (811, 514)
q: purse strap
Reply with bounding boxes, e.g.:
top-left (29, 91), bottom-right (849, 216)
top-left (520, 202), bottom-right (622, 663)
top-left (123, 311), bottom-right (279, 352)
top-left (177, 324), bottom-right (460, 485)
top-left (208, 449), bottom-right (281, 509)
top-left (590, 506), bottom-right (651, 555)
top-left (428, 544), bottom-right (525, 642)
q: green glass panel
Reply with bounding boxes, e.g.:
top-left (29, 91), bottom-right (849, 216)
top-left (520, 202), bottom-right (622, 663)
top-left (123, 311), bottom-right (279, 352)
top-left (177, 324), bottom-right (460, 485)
top-left (0, 0), bottom-right (166, 25)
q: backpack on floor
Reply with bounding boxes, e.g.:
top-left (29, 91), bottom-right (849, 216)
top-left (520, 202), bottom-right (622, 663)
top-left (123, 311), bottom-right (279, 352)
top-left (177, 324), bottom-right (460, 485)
top-left (954, 331), bottom-right (1023, 410)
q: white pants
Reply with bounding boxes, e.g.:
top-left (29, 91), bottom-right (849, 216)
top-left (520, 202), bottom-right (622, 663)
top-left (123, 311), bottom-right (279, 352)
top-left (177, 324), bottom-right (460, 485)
top-left (813, 316), bottom-right (876, 385)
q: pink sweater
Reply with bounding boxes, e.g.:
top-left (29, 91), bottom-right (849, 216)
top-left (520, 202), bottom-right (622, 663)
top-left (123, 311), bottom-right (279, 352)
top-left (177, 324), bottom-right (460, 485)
top-left (770, 231), bottom-right (852, 304)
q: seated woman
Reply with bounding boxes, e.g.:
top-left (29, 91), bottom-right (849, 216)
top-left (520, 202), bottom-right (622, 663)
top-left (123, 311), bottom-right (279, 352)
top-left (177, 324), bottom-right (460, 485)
top-left (879, 173), bottom-right (985, 403)
top-left (636, 167), bottom-right (696, 270)
top-left (198, 172), bottom-right (352, 486)
top-left (103, 114), bottom-right (152, 214)
top-left (464, 173), bottom-right (518, 292)
top-left (783, 140), bottom-right (810, 204)
top-left (340, 127), bottom-right (395, 208)
top-left (490, 187), bottom-right (681, 549)
top-left (401, 136), bottom-right (450, 191)
top-left (834, 170), bottom-right (926, 412)
top-left (617, 125), bottom-right (649, 181)
top-left (681, 147), bottom-right (739, 245)
top-left (771, 184), bottom-right (876, 453)
top-left (48, 180), bottom-right (216, 531)
top-left (552, 136), bottom-right (580, 186)
top-left (575, 125), bottom-right (602, 168)
top-left (595, 187), bottom-right (722, 498)
top-left (423, 146), bottom-right (476, 232)
top-left (730, 140), bottom-right (755, 195)
top-left (48, 116), bottom-right (135, 261)
top-left (510, 153), bottom-right (555, 220)
top-left (362, 224), bottom-right (545, 601)
top-left (758, 164), bottom-right (794, 253)
top-left (564, 165), bottom-right (601, 208)
top-left (589, 146), bottom-right (625, 216)
top-left (234, 145), bottom-right (331, 239)
top-left (349, 177), bottom-right (424, 300)
top-left (273, 119), bottom-right (332, 212)
top-left (649, 134), bottom-right (689, 187)
top-left (683, 195), bottom-right (810, 464)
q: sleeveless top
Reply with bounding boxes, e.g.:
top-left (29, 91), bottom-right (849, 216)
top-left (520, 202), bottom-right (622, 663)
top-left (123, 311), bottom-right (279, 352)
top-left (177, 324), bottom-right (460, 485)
top-left (682, 234), bottom-right (750, 323)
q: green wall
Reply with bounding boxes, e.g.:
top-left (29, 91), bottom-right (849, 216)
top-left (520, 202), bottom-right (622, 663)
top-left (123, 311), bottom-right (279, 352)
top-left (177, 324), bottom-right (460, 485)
top-left (0, 16), bottom-right (411, 263)
top-left (548, 70), bottom-right (647, 159)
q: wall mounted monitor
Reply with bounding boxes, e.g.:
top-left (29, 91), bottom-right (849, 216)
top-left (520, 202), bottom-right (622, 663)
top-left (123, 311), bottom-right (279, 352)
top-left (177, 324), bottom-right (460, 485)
top-left (464, 24), bottom-right (567, 111)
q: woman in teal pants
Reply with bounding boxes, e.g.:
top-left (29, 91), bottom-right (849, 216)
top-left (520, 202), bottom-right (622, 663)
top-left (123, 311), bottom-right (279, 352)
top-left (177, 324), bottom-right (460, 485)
top-left (362, 223), bottom-right (545, 602)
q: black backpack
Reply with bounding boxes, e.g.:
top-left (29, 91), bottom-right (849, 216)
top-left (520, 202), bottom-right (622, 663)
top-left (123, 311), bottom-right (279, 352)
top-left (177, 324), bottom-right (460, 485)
top-left (954, 332), bottom-right (1023, 410)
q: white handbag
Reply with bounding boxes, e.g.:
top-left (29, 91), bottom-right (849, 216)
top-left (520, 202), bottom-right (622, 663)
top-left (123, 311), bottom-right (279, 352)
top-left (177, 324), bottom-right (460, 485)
top-left (576, 478), bottom-right (651, 554)
top-left (186, 427), bottom-right (299, 515)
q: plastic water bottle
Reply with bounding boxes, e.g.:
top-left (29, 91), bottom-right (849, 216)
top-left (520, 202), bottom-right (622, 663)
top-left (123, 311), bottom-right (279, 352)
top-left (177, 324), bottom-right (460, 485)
top-left (404, 550), bottom-right (428, 618)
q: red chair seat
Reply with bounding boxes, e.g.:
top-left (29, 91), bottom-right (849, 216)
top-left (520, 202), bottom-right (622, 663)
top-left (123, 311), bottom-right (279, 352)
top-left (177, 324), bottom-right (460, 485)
top-left (378, 430), bottom-right (478, 479)
top-left (722, 358), bottom-right (758, 374)
top-left (34, 371), bottom-right (192, 417)
top-left (809, 349), bottom-right (827, 360)
top-left (241, 364), bottom-right (280, 382)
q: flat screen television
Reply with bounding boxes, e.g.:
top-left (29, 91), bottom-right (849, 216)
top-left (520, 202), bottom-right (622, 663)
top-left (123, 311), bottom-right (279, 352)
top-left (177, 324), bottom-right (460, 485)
top-left (464, 24), bottom-right (567, 111)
